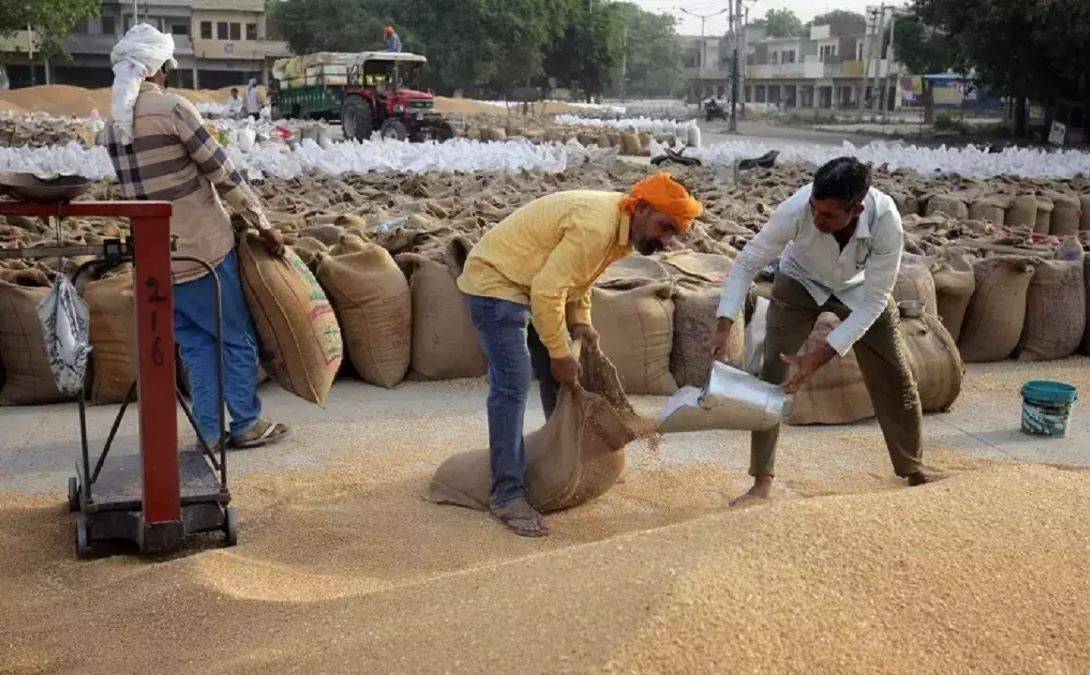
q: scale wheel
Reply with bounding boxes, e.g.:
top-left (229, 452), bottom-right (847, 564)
top-left (75, 513), bottom-right (91, 559)
top-left (67, 476), bottom-right (80, 512)
top-left (223, 506), bottom-right (239, 546)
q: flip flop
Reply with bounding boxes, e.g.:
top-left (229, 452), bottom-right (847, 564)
top-left (230, 419), bottom-right (290, 449)
top-left (490, 498), bottom-right (549, 538)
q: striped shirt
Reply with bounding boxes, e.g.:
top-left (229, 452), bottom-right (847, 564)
top-left (107, 82), bottom-right (270, 282)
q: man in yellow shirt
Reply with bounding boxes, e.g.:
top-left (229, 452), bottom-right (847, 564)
top-left (458, 173), bottom-right (703, 537)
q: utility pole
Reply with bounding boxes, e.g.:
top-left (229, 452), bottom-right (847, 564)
top-left (620, 26), bottom-right (628, 103)
top-left (680, 6), bottom-right (729, 101)
top-left (882, 10), bottom-right (899, 118)
top-left (858, 7), bottom-right (875, 111)
top-left (868, 4), bottom-right (887, 113)
top-left (729, 0), bottom-right (738, 131)
top-left (27, 24), bottom-right (35, 86)
top-left (740, 3), bottom-right (749, 120)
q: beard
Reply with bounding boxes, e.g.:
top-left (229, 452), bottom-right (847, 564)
top-left (635, 237), bottom-right (663, 255)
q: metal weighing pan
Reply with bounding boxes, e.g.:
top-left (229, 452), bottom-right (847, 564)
top-left (0, 172), bottom-right (93, 204)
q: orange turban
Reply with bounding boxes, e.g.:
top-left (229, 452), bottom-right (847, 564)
top-left (620, 172), bottom-right (703, 233)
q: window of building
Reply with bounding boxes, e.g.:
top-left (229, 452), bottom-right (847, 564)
top-left (201, 21), bottom-right (212, 39)
top-left (745, 86), bottom-right (752, 103)
top-left (171, 23), bottom-right (189, 36)
top-left (229, 23), bottom-right (241, 40)
top-left (101, 16), bottom-right (116, 34)
top-left (783, 50), bottom-right (796, 64)
top-left (770, 51), bottom-right (778, 65)
top-left (755, 85), bottom-right (767, 103)
top-left (246, 23), bottom-right (257, 40)
top-left (857, 41), bottom-right (865, 60)
top-left (819, 44), bottom-right (836, 62)
top-left (217, 22), bottom-right (229, 39)
top-left (74, 20), bottom-right (89, 34)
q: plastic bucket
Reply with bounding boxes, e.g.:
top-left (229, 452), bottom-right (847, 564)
top-left (1020, 380), bottom-right (1078, 438)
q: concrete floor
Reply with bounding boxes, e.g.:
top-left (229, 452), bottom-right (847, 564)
top-left (2, 358), bottom-right (1087, 497)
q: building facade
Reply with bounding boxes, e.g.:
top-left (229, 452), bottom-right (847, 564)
top-left (680, 35), bottom-right (729, 102)
top-left (1, 0), bottom-right (290, 89)
top-left (743, 13), bottom-right (906, 113)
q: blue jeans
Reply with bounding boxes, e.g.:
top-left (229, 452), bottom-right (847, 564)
top-left (174, 249), bottom-right (262, 446)
top-left (466, 295), bottom-right (557, 508)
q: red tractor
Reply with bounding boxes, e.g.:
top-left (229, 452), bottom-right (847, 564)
top-left (271, 51), bottom-right (454, 143)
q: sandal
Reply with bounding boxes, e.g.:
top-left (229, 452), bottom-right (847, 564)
top-left (490, 498), bottom-right (549, 538)
top-left (230, 419), bottom-right (291, 449)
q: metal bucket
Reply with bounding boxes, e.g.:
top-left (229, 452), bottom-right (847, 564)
top-left (657, 362), bottom-right (787, 433)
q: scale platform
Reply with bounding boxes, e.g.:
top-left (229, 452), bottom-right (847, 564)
top-left (70, 446), bottom-right (237, 558)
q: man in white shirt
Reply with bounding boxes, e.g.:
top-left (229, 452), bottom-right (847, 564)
top-left (712, 157), bottom-right (929, 506)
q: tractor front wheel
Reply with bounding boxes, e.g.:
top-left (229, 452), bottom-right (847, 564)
top-left (342, 95), bottom-right (372, 142)
top-left (380, 119), bottom-right (409, 142)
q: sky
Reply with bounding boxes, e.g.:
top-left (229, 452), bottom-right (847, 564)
top-left (631, 0), bottom-right (908, 37)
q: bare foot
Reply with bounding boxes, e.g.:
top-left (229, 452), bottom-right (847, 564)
top-left (729, 476), bottom-right (773, 508)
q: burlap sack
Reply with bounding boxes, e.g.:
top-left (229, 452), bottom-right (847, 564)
top-left (239, 233), bottom-right (343, 404)
top-left (902, 311), bottom-right (963, 413)
top-left (1034, 195), bottom-right (1054, 235)
top-left (1008, 194), bottom-right (1038, 229)
top-left (620, 132), bottom-right (642, 156)
top-left (1048, 193), bottom-right (1082, 237)
top-left (1017, 238), bottom-right (1084, 362)
top-left (659, 251), bottom-right (745, 387)
top-left (1080, 195), bottom-right (1090, 231)
top-left (398, 252), bottom-right (487, 380)
top-left (592, 281), bottom-right (677, 396)
top-left (328, 233), bottom-right (369, 257)
top-left (596, 132), bottom-right (611, 148)
top-left (925, 194), bottom-right (968, 219)
top-left (425, 343), bottom-right (649, 512)
top-left (1080, 257), bottom-right (1090, 356)
top-left (893, 253), bottom-right (938, 317)
top-left (315, 245), bottom-right (411, 388)
top-left (85, 269), bottom-right (136, 405)
top-left (0, 276), bottom-right (67, 405)
top-left (958, 256), bottom-right (1036, 363)
top-left (638, 131), bottom-right (653, 149)
top-left (930, 249), bottom-right (975, 342)
top-left (968, 196), bottom-right (1008, 226)
top-left (785, 313), bottom-right (874, 425)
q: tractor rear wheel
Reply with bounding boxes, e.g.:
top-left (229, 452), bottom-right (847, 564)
top-left (435, 121), bottom-right (455, 142)
top-left (380, 119), bottom-right (409, 141)
top-left (342, 95), bottom-right (372, 142)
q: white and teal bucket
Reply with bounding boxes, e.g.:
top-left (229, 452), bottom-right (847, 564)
top-left (1021, 381), bottom-right (1078, 438)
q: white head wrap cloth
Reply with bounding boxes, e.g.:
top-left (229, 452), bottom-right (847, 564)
top-left (110, 23), bottom-right (177, 146)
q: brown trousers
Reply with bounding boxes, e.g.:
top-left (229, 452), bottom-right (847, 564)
top-left (752, 274), bottom-right (923, 477)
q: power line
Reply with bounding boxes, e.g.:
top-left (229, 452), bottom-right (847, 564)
top-left (679, 5), bottom-right (729, 80)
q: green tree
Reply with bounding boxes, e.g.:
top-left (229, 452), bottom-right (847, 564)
top-left (913, 0), bottom-right (1090, 135)
top-left (0, 0), bottom-right (99, 58)
top-left (544, 0), bottom-right (624, 100)
top-left (764, 8), bottom-right (804, 38)
top-left (612, 2), bottom-right (682, 97)
top-left (892, 15), bottom-right (957, 75)
top-left (810, 9), bottom-right (867, 33)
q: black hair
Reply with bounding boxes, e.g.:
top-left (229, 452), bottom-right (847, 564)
top-left (812, 157), bottom-right (871, 208)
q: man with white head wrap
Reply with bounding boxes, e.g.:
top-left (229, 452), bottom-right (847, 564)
top-left (106, 23), bottom-right (291, 451)
top-left (244, 78), bottom-right (263, 120)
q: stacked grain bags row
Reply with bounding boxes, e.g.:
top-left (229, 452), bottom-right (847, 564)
top-left (466, 124), bottom-right (681, 157)
top-left (899, 190), bottom-right (1090, 238)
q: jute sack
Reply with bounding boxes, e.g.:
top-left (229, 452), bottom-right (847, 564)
top-left (785, 313), bottom-right (874, 425)
top-left (925, 194), bottom-right (969, 219)
top-left (930, 249), bottom-right (975, 342)
top-left (620, 132), bottom-right (642, 156)
top-left (893, 253), bottom-right (938, 317)
top-left (84, 269), bottom-right (136, 404)
top-left (1048, 193), bottom-right (1081, 237)
top-left (1016, 238), bottom-right (1084, 362)
top-left (1008, 194), bottom-right (1038, 229)
top-left (0, 274), bottom-right (68, 405)
top-left (592, 280), bottom-right (677, 396)
top-left (328, 233), bottom-right (369, 257)
top-left (1080, 256), bottom-right (1090, 355)
top-left (315, 245), bottom-right (411, 388)
top-left (659, 251), bottom-right (745, 387)
top-left (958, 256), bottom-right (1036, 363)
top-left (968, 195), bottom-right (1009, 226)
top-left (901, 310), bottom-right (963, 413)
top-left (1080, 195), bottom-right (1090, 231)
top-left (425, 343), bottom-right (650, 512)
top-left (239, 233), bottom-right (343, 404)
top-left (397, 252), bottom-right (487, 380)
top-left (1034, 195), bottom-right (1054, 235)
